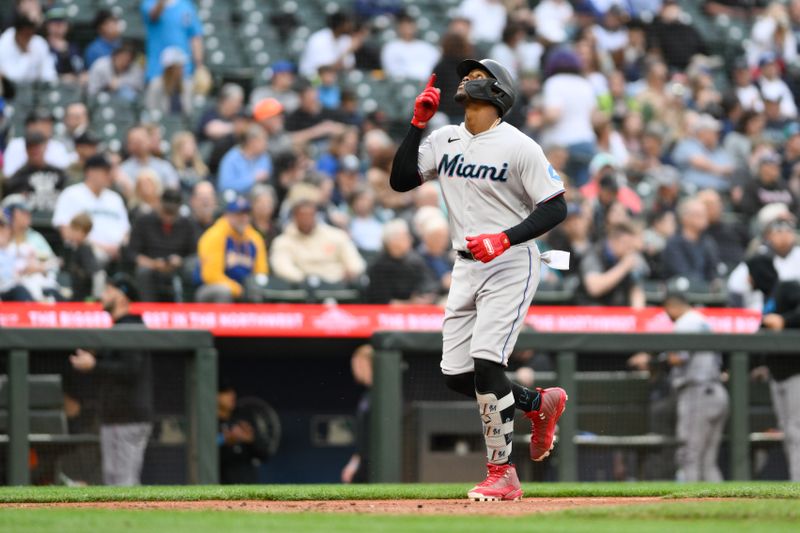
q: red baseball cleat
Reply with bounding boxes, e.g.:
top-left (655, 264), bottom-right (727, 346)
top-left (467, 463), bottom-right (523, 501)
top-left (526, 387), bottom-right (568, 462)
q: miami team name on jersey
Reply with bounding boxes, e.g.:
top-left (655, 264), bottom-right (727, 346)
top-left (438, 153), bottom-right (509, 181)
top-left (417, 122), bottom-right (565, 249)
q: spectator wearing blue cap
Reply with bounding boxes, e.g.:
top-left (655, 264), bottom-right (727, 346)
top-left (196, 193), bottom-right (268, 303)
top-left (217, 125), bottom-right (272, 194)
top-left (249, 61), bottom-right (300, 114)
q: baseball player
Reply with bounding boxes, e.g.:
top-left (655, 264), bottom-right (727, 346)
top-left (663, 287), bottom-right (729, 482)
top-left (390, 59), bottom-right (569, 500)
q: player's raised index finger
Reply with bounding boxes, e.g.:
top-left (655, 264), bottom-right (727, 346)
top-left (425, 73), bottom-right (437, 89)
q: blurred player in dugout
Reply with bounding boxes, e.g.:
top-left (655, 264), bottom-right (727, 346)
top-left (68, 273), bottom-right (153, 485)
top-left (217, 380), bottom-right (271, 484)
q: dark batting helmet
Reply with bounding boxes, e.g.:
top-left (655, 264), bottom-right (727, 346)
top-left (456, 58), bottom-right (516, 116)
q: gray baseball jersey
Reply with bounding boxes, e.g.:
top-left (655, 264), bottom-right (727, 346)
top-left (419, 121), bottom-right (566, 374)
top-left (669, 310), bottom-right (724, 389)
top-left (418, 122), bottom-right (565, 250)
top-left (670, 309), bottom-right (729, 482)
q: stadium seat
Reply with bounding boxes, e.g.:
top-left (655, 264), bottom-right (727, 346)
top-left (260, 276), bottom-right (310, 303)
top-left (0, 375), bottom-right (68, 434)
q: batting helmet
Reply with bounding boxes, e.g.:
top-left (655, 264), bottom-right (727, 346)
top-left (456, 59), bottom-right (516, 116)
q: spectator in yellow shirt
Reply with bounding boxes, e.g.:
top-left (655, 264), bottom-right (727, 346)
top-left (196, 194), bottom-right (267, 302)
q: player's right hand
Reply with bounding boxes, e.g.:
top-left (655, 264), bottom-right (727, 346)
top-left (411, 74), bottom-right (440, 129)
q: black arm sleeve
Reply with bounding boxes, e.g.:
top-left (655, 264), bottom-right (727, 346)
top-left (389, 125), bottom-right (424, 192)
top-left (504, 193), bottom-right (567, 246)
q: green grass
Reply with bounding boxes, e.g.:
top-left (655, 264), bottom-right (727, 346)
top-left (0, 481), bottom-right (797, 503)
top-left (1, 500), bottom-right (799, 533)
top-left (1, 483), bottom-right (799, 532)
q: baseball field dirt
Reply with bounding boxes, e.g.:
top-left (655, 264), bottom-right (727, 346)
top-left (1, 483), bottom-right (798, 532)
top-left (3, 496), bottom-right (684, 514)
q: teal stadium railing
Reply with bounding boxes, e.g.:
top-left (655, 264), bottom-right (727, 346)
top-left (370, 331), bottom-right (800, 482)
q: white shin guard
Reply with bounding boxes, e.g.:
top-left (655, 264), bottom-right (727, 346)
top-left (476, 391), bottom-right (515, 464)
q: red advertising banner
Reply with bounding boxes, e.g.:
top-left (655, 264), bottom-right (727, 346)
top-left (0, 303), bottom-right (762, 338)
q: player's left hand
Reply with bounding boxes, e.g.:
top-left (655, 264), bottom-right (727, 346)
top-left (465, 232), bottom-right (510, 263)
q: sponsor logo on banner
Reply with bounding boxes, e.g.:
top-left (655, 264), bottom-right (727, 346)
top-left (0, 303), bottom-right (762, 337)
top-left (312, 306), bottom-right (371, 334)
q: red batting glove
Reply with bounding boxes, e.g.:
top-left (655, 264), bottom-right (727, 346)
top-left (466, 233), bottom-right (511, 263)
top-left (411, 74), bottom-right (440, 129)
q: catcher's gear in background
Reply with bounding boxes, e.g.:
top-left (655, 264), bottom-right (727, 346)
top-left (466, 232), bottom-right (511, 263)
top-left (411, 74), bottom-right (440, 128)
top-left (456, 59), bottom-right (516, 116)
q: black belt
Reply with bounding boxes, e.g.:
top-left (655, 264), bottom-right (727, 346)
top-left (457, 250), bottom-right (476, 261)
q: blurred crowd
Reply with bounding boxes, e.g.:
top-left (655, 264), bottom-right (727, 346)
top-left (0, 0), bottom-right (799, 311)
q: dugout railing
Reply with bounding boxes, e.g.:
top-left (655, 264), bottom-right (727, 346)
top-left (0, 328), bottom-right (217, 486)
top-left (369, 331), bottom-right (800, 483)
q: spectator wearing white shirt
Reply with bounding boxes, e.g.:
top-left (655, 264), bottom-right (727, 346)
top-left (541, 48), bottom-right (597, 186)
top-left (728, 210), bottom-right (800, 310)
top-left (0, 14), bottom-right (57, 85)
top-left (589, 0), bottom-right (633, 16)
top-left (732, 58), bottom-right (763, 112)
top-left (488, 22), bottom-right (543, 80)
top-left (758, 52), bottom-right (798, 119)
top-left (52, 154), bottom-right (130, 264)
top-left (592, 5), bottom-right (629, 56)
top-left (299, 12), bottom-right (366, 78)
top-left (457, 0), bottom-right (507, 43)
top-left (2, 108), bottom-right (75, 177)
top-left (381, 12), bottom-right (440, 81)
top-left (534, 0), bottom-right (574, 38)
top-left (747, 2), bottom-right (798, 68)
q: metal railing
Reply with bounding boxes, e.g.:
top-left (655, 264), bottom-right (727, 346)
top-left (0, 328), bottom-right (217, 486)
top-left (369, 331), bottom-right (800, 482)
